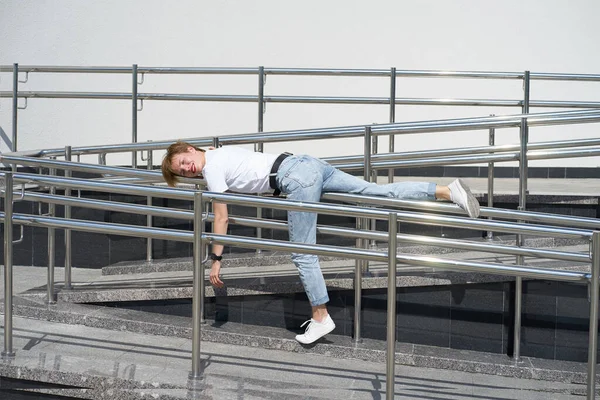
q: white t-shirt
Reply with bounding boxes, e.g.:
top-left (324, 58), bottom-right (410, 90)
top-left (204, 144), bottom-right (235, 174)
top-left (202, 146), bottom-right (278, 193)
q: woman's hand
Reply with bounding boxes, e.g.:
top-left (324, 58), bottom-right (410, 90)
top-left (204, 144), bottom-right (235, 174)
top-left (210, 261), bottom-right (224, 288)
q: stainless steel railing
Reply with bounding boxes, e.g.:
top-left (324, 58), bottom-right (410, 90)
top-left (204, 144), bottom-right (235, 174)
top-left (3, 108), bottom-right (600, 257)
top-left (2, 64), bottom-right (600, 397)
top-left (2, 168), bottom-right (600, 399)
top-left (2, 106), bottom-right (600, 353)
top-left (3, 63), bottom-right (600, 167)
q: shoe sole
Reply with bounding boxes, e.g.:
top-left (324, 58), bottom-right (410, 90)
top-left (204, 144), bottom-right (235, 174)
top-left (295, 323), bottom-right (336, 345)
top-left (455, 179), bottom-right (480, 218)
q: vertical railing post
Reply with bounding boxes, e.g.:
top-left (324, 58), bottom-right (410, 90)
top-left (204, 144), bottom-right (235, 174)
top-left (486, 119), bottom-right (495, 240)
top-left (362, 126), bottom-right (372, 266)
top-left (386, 212), bottom-right (398, 400)
top-left (353, 217), bottom-right (363, 344)
top-left (12, 63), bottom-right (18, 155)
top-left (388, 67), bottom-right (396, 184)
top-left (146, 148), bottom-right (154, 262)
top-left (64, 146), bottom-right (73, 289)
top-left (518, 70), bottom-right (530, 210)
top-left (47, 166), bottom-right (56, 304)
top-left (255, 66), bottom-right (265, 254)
top-left (364, 126), bottom-right (372, 186)
top-left (190, 191), bottom-right (205, 384)
top-left (131, 64), bottom-right (138, 169)
top-left (587, 231), bottom-right (600, 400)
top-left (369, 131), bottom-right (378, 248)
top-left (513, 71), bottom-right (530, 362)
top-left (258, 66), bottom-right (265, 134)
top-left (2, 172), bottom-right (16, 360)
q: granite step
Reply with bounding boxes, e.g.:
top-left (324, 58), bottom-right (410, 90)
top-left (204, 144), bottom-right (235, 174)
top-left (14, 240), bottom-right (590, 305)
top-left (1, 314), bottom-right (592, 400)
top-left (101, 235), bottom-right (589, 276)
top-left (1, 298), bottom-right (597, 394)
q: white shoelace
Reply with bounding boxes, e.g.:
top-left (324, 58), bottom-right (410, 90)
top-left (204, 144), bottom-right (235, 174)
top-left (299, 319), bottom-right (315, 333)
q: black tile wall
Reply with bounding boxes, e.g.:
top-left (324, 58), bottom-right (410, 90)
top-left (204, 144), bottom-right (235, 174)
top-left (101, 279), bottom-right (600, 363)
top-left (396, 286), bottom-right (451, 348)
top-left (520, 281), bottom-right (557, 359)
top-left (450, 283), bottom-right (507, 354)
top-left (377, 166), bottom-right (599, 179)
top-left (554, 282), bottom-right (593, 362)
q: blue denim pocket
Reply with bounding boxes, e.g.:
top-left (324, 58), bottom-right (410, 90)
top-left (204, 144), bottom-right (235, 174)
top-left (281, 157), bottom-right (319, 193)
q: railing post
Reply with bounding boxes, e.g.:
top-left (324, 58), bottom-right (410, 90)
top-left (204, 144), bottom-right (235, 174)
top-left (189, 191), bottom-right (205, 385)
top-left (587, 231), bottom-right (600, 400)
top-left (486, 117), bottom-right (495, 240)
top-left (386, 212), bottom-right (398, 400)
top-left (362, 126), bottom-right (373, 267)
top-left (369, 131), bottom-right (378, 248)
top-left (2, 172), bottom-right (16, 360)
top-left (258, 66), bottom-right (265, 134)
top-left (146, 148), bottom-right (153, 262)
top-left (132, 64), bottom-right (138, 169)
top-left (388, 67), bottom-right (396, 184)
top-left (353, 216), bottom-right (363, 344)
top-left (12, 63), bottom-right (18, 155)
top-left (364, 126), bottom-right (372, 185)
top-left (255, 66), bottom-right (266, 254)
top-left (513, 70), bottom-right (530, 362)
top-left (47, 165), bottom-right (56, 304)
top-left (64, 146), bottom-right (73, 289)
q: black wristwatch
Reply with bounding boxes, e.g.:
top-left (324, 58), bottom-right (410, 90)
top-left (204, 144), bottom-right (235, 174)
top-left (209, 253), bottom-right (223, 261)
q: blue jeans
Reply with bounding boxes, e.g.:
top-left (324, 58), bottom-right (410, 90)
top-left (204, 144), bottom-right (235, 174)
top-left (276, 155), bottom-right (436, 306)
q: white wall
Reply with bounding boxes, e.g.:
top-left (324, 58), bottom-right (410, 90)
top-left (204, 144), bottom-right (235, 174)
top-left (1, 0), bottom-right (599, 167)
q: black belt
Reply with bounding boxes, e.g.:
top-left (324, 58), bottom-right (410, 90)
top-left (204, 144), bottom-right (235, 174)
top-left (269, 152), bottom-right (292, 197)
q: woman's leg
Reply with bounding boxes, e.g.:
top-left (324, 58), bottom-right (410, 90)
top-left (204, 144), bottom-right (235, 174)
top-left (277, 156), bottom-right (329, 307)
top-left (321, 162), bottom-right (436, 200)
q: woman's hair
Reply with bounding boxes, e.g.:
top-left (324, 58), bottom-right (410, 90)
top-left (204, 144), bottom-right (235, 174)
top-left (161, 141), bottom-right (205, 187)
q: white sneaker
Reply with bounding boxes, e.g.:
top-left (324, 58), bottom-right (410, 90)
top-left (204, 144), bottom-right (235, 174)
top-left (295, 315), bottom-right (336, 344)
top-left (448, 179), bottom-right (480, 218)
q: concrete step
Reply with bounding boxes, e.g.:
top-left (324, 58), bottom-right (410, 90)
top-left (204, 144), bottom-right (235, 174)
top-left (14, 240), bottom-right (591, 305)
top-left (16, 251), bottom-right (590, 306)
top-left (0, 315), bottom-right (590, 399)
top-left (0, 301), bottom-right (596, 396)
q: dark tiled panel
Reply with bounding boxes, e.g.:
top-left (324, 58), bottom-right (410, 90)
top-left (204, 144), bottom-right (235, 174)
top-left (324, 290), bottom-right (352, 337)
top-left (528, 168), bottom-right (549, 179)
top-left (396, 286), bottom-right (451, 348)
top-left (520, 281), bottom-right (558, 359)
top-left (92, 280), bottom-right (600, 363)
top-left (361, 289), bottom-right (389, 341)
top-left (554, 282), bottom-right (595, 362)
top-left (151, 197), bottom-right (193, 260)
top-left (548, 168), bottom-right (567, 179)
top-left (443, 166), bottom-right (480, 178)
top-left (492, 167), bottom-right (518, 178)
top-left (450, 283), bottom-right (507, 354)
top-left (566, 168), bottom-right (600, 179)
top-left (240, 295), bottom-right (296, 329)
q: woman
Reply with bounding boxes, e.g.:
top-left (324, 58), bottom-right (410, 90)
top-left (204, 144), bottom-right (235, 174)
top-left (162, 141), bottom-right (479, 344)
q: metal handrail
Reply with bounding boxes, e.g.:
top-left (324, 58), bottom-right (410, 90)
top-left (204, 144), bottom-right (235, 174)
top-left (204, 191), bottom-right (592, 239)
top-left (3, 166), bottom-right (600, 232)
top-left (7, 190), bottom-right (590, 264)
top-left (4, 90), bottom-right (600, 109)
top-left (2, 171), bottom-right (599, 399)
top-left (3, 64), bottom-right (600, 399)
top-left (4, 65), bottom-right (600, 81)
top-left (325, 137), bottom-right (600, 163)
top-left (206, 232), bottom-right (589, 282)
top-left (323, 192), bottom-right (600, 229)
top-left (2, 109), bottom-right (599, 159)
